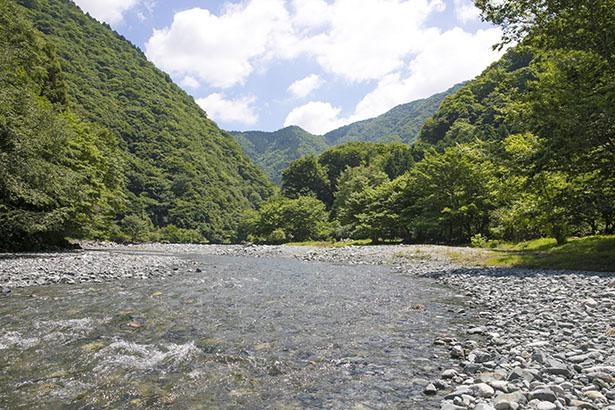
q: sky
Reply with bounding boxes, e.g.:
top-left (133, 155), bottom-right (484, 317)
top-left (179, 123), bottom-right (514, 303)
top-left (72, 0), bottom-right (504, 135)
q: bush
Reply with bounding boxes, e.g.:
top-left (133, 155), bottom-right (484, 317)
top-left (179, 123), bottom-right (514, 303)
top-left (266, 228), bottom-right (287, 244)
top-left (158, 225), bottom-right (207, 244)
top-left (241, 196), bottom-right (331, 243)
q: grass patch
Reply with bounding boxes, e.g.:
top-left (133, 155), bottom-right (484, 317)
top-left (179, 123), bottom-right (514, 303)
top-left (287, 239), bottom-right (403, 248)
top-left (482, 235), bottom-right (615, 272)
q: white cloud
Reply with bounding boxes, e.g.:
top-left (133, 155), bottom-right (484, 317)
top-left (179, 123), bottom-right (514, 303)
top-left (73, 0), bottom-right (140, 25)
top-left (288, 74), bottom-right (322, 98)
top-left (283, 101), bottom-right (345, 135)
top-left (179, 76), bottom-right (200, 89)
top-left (145, 0), bottom-right (449, 87)
top-left (454, 0), bottom-right (481, 23)
top-left (285, 27), bottom-right (504, 134)
top-left (147, 0), bottom-right (504, 132)
top-left (295, 0), bottom-right (447, 82)
top-left (352, 27), bottom-right (503, 120)
top-left (196, 93), bottom-right (258, 126)
top-left (145, 1), bottom-right (294, 89)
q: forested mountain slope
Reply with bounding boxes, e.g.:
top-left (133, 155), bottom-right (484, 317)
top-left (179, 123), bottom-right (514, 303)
top-left (12, 0), bottom-right (274, 243)
top-left (1, 0), bottom-right (125, 249)
top-left (233, 86), bottom-right (459, 183)
top-left (231, 126), bottom-right (328, 183)
top-left (323, 84), bottom-right (463, 145)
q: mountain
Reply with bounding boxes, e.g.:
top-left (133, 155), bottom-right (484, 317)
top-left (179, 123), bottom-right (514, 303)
top-left (1, 0), bottom-right (126, 250)
top-left (12, 0), bottom-right (274, 243)
top-left (232, 85), bottom-right (460, 183)
top-left (323, 83), bottom-right (463, 146)
top-left (231, 126), bottom-right (328, 183)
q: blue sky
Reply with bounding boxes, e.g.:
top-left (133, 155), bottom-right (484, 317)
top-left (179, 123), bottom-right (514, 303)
top-left (73, 0), bottom-right (503, 134)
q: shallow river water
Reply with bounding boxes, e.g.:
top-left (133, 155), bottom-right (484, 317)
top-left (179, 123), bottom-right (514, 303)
top-left (0, 253), bottom-right (464, 409)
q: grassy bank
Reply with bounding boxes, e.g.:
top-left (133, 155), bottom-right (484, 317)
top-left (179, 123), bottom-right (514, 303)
top-left (287, 235), bottom-right (615, 272)
top-left (477, 235), bottom-right (615, 272)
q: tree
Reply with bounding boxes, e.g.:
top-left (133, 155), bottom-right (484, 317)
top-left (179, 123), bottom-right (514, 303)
top-left (282, 155), bottom-right (332, 206)
top-left (400, 143), bottom-right (498, 243)
top-left (241, 196), bottom-right (331, 243)
top-left (334, 166), bottom-right (389, 227)
top-left (474, 0), bottom-right (615, 61)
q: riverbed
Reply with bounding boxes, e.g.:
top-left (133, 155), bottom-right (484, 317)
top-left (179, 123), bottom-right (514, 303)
top-left (0, 249), bottom-right (466, 409)
top-left (1, 244), bottom-right (613, 410)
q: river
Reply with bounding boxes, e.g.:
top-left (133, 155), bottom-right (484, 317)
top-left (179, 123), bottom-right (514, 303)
top-left (0, 252), bottom-right (466, 409)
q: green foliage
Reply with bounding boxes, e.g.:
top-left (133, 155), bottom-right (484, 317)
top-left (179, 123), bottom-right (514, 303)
top-left (239, 196), bottom-right (331, 244)
top-left (281, 155), bottom-right (332, 205)
top-left (118, 215), bottom-right (154, 243)
top-left (324, 83), bottom-right (463, 145)
top-left (234, 86), bottom-right (459, 184)
top-left (334, 165), bottom-right (389, 226)
top-left (232, 126), bottom-right (328, 184)
top-left (0, 1), bottom-right (125, 250)
top-left (14, 0), bottom-right (275, 244)
top-left (158, 225), bottom-right (208, 244)
top-left (400, 143), bottom-right (498, 244)
top-left (475, 0), bottom-right (615, 60)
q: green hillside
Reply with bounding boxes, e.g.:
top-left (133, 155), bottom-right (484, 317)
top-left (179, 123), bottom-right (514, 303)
top-left (231, 126), bottom-right (328, 183)
top-left (232, 86), bottom-right (459, 183)
top-left (323, 84), bottom-right (463, 146)
top-left (11, 0), bottom-right (274, 244)
top-left (1, 0), bottom-right (126, 249)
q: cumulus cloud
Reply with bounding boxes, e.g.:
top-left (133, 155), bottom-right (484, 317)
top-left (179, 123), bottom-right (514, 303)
top-left (352, 27), bottom-right (503, 120)
top-left (283, 101), bottom-right (345, 135)
top-left (148, 0), bottom-right (504, 132)
top-left (73, 0), bottom-right (141, 25)
top-left (179, 76), bottom-right (200, 89)
top-left (285, 27), bottom-right (504, 134)
top-left (146, 0), bottom-right (294, 88)
top-left (288, 74), bottom-right (322, 98)
top-left (145, 0), bottom-right (449, 87)
top-left (295, 0), bottom-right (446, 82)
top-left (454, 0), bottom-right (481, 23)
top-left (196, 93), bottom-right (258, 126)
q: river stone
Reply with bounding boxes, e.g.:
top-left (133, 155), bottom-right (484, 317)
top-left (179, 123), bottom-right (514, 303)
top-left (582, 366), bottom-right (615, 374)
top-left (423, 383), bottom-right (438, 395)
top-left (585, 371), bottom-right (613, 383)
top-left (494, 391), bottom-right (527, 407)
top-left (451, 345), bottom-right (465, 359)
top-left (474, 403), bottom-right (496, 410)
top-left (529, 388), bottom-right (557, 402)
top-left (468, 326), bottom-right (487, 335)
top-left (543, 366), bottom-right (571, 378)
top-left (442, 369), bottom-right (458, 379)
top-left (440, 402), bottom-right (465, 410)
top-left (469, 383), bottom-right (495, 398)
top-left (508, 368), bottom-right (535, 382)
top-left (468, 349), bottom-right (493, 364)
top-left (494, 401), bottom-right (517, 410)
top-left (531, 400), bottom-right (556, 410)
top-left (583, 390), bottom-right (606, 401)
top-left (569, 400), bottom-right (599, 409)
top-left (444, 386), bottom-right (471, 400)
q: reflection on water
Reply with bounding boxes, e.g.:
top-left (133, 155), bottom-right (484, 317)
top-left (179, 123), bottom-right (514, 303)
top-left (0, 254), bottom-right (461, 409)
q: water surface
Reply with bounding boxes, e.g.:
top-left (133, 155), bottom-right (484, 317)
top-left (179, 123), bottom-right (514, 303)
top-left (0, 253), bottom-right (462, 409)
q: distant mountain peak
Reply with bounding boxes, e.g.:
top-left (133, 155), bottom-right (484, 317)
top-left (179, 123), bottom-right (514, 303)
top-left (230, 83), bottom-right (463, 183)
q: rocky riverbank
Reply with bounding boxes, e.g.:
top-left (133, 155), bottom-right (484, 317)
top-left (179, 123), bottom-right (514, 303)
top-left (1, 243), bottom-right (613, 409)
top-left (427, 268), bottom-right (615, 410)
top-left (0, 249), bottom-right (196, 289)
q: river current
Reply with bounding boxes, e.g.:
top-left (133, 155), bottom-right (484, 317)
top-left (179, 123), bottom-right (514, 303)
top-left (0, 253), bottom-right (464, 409)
